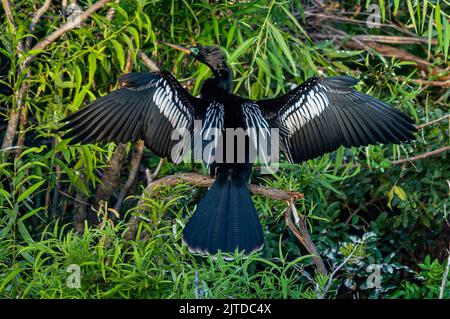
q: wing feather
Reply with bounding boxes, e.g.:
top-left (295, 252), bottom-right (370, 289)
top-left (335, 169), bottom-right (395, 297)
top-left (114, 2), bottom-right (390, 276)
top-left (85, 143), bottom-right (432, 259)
top-left (257, 76), bottom-right (416, 163)
top-left (59, 72), bottom-right (205, 162)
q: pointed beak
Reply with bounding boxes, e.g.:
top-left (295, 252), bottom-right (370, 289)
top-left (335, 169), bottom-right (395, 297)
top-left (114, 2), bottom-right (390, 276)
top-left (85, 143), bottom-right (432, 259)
top-left (162, 42), bottom-right (190, 54)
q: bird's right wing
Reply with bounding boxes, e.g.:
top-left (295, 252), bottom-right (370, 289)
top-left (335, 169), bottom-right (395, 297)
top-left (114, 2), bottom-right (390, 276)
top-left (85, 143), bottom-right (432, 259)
top-left (257, 76), bottom-right (417, 163)
top-left (59, 71), bottom-right (206, 163)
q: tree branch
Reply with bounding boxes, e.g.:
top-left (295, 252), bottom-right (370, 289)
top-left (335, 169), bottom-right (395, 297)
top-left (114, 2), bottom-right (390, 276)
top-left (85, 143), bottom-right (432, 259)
top-left (24, 0), bottom-right (111, 66)
top-left (125, 172), bottom-right (304, 240)
top-left (284, 200), bottom-right (327, 274)
top-left (26, 0), bottom-right (52, 50)
top-left (391, 146), bottom-right (450, 165)
top-left (416, 115), bottom-right (450, 130)
top-left (138, 50), bottom-right (160, 72)
top-left (114, 140), bottom-right (144, 211)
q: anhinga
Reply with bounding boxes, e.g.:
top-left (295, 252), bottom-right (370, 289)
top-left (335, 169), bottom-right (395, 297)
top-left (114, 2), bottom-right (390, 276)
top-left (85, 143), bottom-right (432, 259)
top-left (59, 43), bottom-right (416, 256)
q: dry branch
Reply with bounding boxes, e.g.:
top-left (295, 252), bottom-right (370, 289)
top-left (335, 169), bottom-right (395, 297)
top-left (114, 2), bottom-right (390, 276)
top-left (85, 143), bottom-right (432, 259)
top-left (125, 172), bottom-right (304, 241)
top-left (309, 33), bottom-right (436, 45)
top-left (138, 50), bottom-right (160, 72)
top-left (391, 146), bottom-right (450, 165)
top-left (114, 140), bottom-right (145, 211)
top-left (95, 143), bottom-right (127, 202)
top-left (409, 79), bottom-right (450, 88)
top-left (146, 158), bottom-right (165, 184)
top-left (284, 200), bottom-right (327, 274)
top-left (439, 245), bottom-right (450, 299)
top-left (417, 115), bottom-right (450, 129)
top-left (139, 173), bottom-right (304, 201)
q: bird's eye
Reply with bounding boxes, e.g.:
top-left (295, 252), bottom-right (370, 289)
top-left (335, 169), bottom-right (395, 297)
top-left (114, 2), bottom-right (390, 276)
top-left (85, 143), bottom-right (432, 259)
top-left (190, 47), bottom-right (200, 55)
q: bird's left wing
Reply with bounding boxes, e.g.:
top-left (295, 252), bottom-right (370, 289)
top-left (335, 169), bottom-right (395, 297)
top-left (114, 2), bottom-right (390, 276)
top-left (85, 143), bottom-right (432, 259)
top-left (59, 71), bottom-right (206, 163)
top-left (256, 76), bottom-right (417, 163)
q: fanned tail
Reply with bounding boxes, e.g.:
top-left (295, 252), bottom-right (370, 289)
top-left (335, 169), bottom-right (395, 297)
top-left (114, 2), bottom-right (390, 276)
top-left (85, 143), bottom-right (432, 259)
top-left (182, 165), bottom-right (264, 255)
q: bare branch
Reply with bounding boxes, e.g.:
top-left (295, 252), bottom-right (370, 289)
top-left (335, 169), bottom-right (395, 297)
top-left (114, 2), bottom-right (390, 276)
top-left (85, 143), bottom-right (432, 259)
top-left (309, 33), bottom-right (436, 45)
top-left (391, 146), bottom-right (450, 165)
top-left (284, 200), bottom-right (327, 274)
top-left (26, 0), bottom-right (52, 50)
top-left (114, 140), bottom-right (144, 211)
top-left (409, 79), bottom-right (450, 88)
top-left (146, 158), bottom-right (165, 184)
top-left (125, 172), bottom-right (304, 240)
top-left (138, 173), bottom-right (304, 201)
top-left (24, 0), bottom-right (111, 66)
top-left (416, 115), bottom-right (450, 129)
top-left (138, 50), bottom-right (160, 72)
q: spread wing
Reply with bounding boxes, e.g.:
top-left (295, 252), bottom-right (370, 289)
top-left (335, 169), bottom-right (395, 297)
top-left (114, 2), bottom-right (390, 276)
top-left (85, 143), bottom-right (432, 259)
top-left (257, 76), bottom-right (417, 163)
top-left (59, 71), bottom-right (206, 163)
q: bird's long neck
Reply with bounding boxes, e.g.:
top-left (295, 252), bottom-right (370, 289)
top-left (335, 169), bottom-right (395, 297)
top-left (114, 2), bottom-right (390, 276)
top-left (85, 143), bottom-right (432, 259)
top-left (200, 63), bottom-right (232, 100)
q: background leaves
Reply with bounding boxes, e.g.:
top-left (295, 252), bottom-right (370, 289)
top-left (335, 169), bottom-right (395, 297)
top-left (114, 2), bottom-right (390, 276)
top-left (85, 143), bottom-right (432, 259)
top-left (0, 0), bottom-right (449, 299)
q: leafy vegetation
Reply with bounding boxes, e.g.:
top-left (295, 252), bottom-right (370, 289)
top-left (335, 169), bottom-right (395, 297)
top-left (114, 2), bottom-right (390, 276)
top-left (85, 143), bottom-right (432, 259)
top-left (1, 0), bottom-right (449, 299)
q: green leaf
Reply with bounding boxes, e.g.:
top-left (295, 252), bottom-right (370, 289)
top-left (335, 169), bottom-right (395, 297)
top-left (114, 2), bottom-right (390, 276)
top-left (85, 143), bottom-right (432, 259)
top-left (270, 24), bottom-right (297, 76)
top-left (406, 0), bottom-right (418, 33)
top-left (443, 17), bottom-right (449, 61)
top-left (110, 39), bottom-right (125, 71)
top-left (435, 1), bottom-right (443, 52)
top-left (228, 37), bottom-right (255, 63)
top-left (88, 53), bottom-right (97, 84)
top-left (17, 180), bottom-right (45, 204)
top-left (393, 186), bottom-right (407, 201)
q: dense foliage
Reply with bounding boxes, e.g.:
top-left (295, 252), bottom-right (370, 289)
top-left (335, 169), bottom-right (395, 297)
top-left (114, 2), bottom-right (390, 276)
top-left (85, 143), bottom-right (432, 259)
top-left (1, 0), bottom-right (449, 299)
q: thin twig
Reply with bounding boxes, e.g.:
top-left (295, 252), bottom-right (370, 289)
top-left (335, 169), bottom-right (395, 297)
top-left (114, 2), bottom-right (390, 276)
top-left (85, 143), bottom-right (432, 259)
top-left (309, 33), bottom-right (436, 45)
top-left (391, 146), bottom-right (450, 165)
top-left (59, 189), bottom-right (90, 206)
top-left (416, 115), bottom-right (450, 130)
top-left (146, 158), bottom-right (165, 184)
top-left (320, 243), bottom-right (360, 299)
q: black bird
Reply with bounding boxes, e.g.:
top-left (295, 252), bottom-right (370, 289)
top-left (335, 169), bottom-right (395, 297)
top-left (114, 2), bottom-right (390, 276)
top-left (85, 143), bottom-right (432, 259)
top-left (59, 43), bottom-right (416, 256)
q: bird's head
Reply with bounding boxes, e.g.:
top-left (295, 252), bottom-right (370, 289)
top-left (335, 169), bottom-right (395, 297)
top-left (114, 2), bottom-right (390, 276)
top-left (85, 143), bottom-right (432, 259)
top-left (163, 43), bottom-right (228, 74)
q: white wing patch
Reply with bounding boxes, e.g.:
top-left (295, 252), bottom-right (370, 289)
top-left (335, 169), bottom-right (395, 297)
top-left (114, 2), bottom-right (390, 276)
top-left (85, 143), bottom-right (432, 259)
top-left (196, 101), bottom-right (224, 166)
top-left (242, 102), bottom-right (272, 166)
top-left (152, 78), bottom-right (192, 128)
top-left (281, 83), bottom-right (330, 135)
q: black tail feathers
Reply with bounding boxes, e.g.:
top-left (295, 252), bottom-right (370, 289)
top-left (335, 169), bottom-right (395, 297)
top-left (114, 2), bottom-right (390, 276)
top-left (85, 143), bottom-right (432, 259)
top-left (182, 166), bottom-right (264, 256)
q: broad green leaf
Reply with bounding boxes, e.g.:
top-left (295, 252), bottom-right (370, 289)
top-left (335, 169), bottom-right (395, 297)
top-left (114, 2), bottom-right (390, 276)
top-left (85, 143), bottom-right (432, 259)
top-left (110, 39), bottom-right (125, 70)
top-left (17, 180), bottom-right (45, 204)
